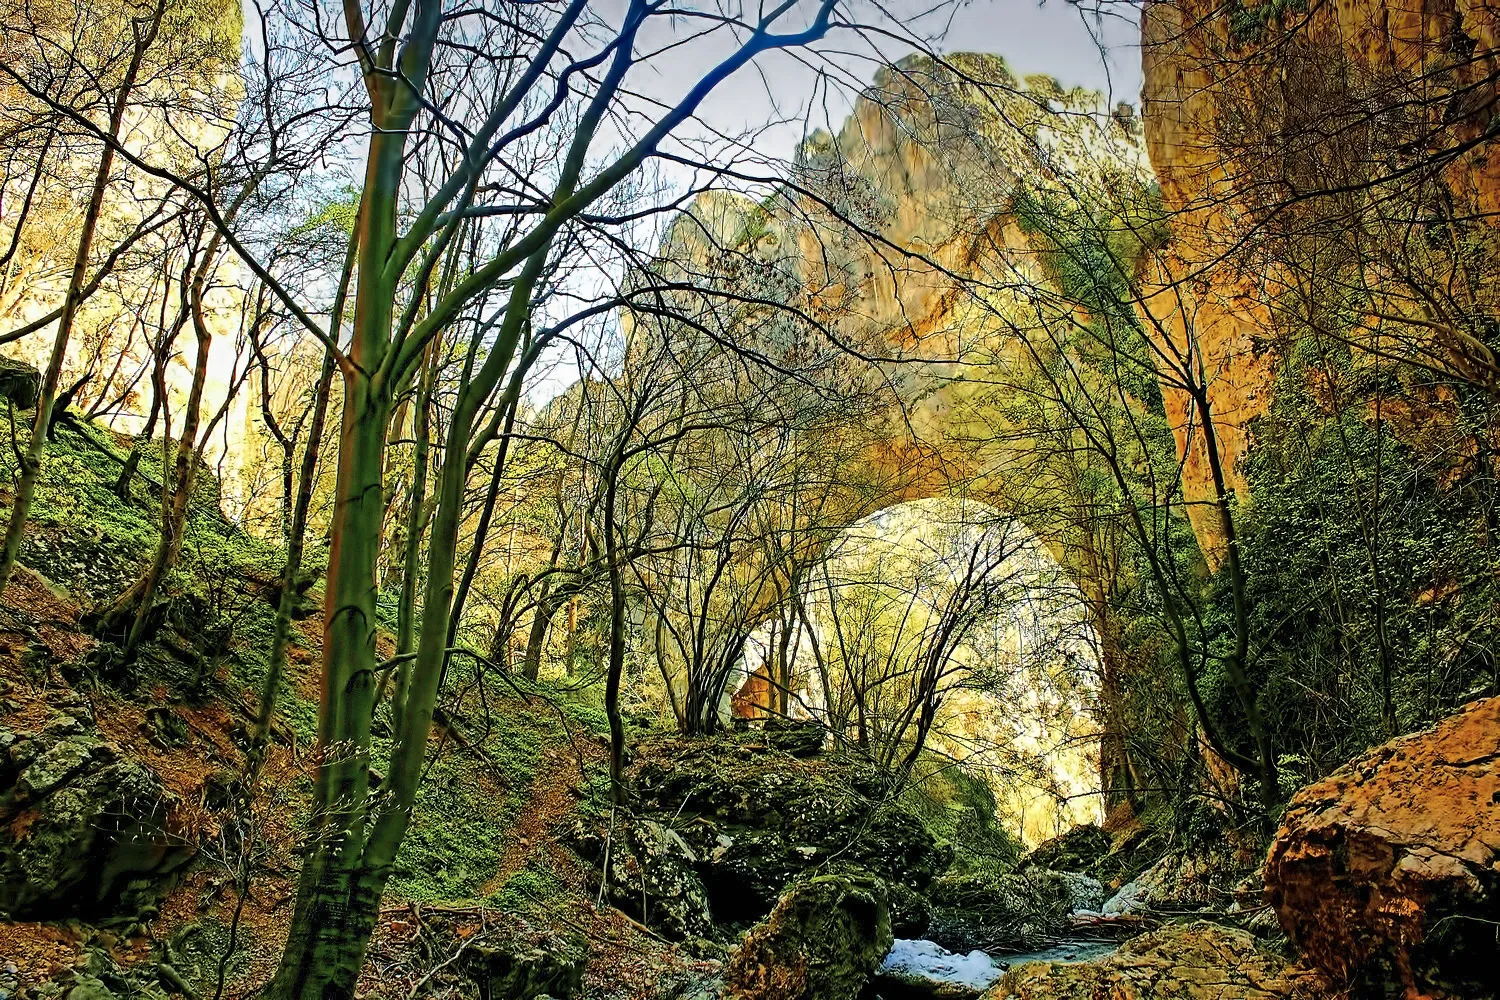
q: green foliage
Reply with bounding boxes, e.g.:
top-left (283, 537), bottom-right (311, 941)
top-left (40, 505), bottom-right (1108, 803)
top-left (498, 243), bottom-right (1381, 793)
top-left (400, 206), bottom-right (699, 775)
top-left (386, 670), bottom-right (608, 901)
top-left (486, 862), bottom-right (567, 911)
top-left (386, 748), bottom-right (514, 901)
top-left (1011, 183), bottom-right (1170, 410)
top-left (900, 754), bottom-right (1022, 875)
top-left (1227, 0), bottom-right (1310, 47)
top-left (1224, 345), bottom-right (1500, 776)
top-left (285, 190), bottom-right (362, 241)
top-left (0, 417), bottom-right (319, 733)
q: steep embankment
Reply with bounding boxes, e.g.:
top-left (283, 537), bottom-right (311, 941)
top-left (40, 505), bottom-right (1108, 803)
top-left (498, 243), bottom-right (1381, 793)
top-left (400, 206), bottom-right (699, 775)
top-left (0, 418), bottom-right (631, 997)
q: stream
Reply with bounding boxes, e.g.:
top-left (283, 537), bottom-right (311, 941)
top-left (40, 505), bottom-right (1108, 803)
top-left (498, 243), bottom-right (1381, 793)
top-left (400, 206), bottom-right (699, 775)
top-left (865, 937), bottom-right (1119, 1000)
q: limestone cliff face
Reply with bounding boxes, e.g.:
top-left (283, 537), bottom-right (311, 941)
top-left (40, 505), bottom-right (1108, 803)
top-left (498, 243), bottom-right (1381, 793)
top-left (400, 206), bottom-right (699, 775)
top-left (641, 52), bottom-right (1155, 524)
top-left (1139, 0), bottom-right (1500, 556)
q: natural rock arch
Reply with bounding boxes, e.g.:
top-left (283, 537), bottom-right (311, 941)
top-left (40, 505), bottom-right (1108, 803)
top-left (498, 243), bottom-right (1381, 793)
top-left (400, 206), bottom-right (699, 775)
top-left (605, 53), bottom-right (1164, 798)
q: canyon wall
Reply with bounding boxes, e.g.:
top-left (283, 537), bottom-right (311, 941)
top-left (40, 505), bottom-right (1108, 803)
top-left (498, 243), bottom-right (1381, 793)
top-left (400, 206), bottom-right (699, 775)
top-left (1139, 0), bottom-right (1500, 556)
top-left (636, 52), bottom-right (1157, 544)
top-left (0, 0), bottom-right (266, 518)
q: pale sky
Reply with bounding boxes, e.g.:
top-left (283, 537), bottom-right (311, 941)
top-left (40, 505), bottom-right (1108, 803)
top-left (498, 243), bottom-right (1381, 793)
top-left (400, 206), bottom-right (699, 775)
top-left (624, 0), bottom-right (1143, 168)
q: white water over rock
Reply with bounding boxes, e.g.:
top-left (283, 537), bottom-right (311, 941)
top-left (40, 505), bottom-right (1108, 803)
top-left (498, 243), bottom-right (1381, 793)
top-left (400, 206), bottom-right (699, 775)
top-left (879, 939), bottom-right (1006, 993)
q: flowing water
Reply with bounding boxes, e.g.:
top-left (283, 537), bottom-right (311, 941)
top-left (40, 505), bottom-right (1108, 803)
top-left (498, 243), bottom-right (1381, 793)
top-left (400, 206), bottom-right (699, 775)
top-left (866, 937), bottom-right (1119, 999)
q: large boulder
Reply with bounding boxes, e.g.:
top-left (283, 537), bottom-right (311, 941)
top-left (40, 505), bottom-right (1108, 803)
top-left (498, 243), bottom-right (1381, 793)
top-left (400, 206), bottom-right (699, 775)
top-left (0, 705), bottom-right (193, 919)
top-left (0, 356), bottom-right (40, 410)
top-left (722, 871), bottom-right (893, 1000)
top-left (466, 924), bottom-right (589, 1000)
top-left (925, 870), bottom-right (1076, 952)
top-left (569, 815), bottom-right (714, 941)
top-left (980, 921), bottom-right (1337, 1000)
top-left (1021, 819), bottom-right (1155, 889)
top-left (616, 737), bottom-right (948, 929)
top-left (1100, 852), bottom-right (1231, 916)
top-left (1020, 825), bottom-right (1111, 877)
top-left (1264, 696), bottom-right (1500, 997)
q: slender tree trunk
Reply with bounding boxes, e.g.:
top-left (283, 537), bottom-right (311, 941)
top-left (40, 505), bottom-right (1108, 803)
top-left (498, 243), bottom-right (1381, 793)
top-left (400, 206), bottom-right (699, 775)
top-left (1197, 392), bottom-right (1279, 809)
top-left (268, 209), bottom-right (548, 1000)
top-left (114, 260), bottom-right (215, 658)
top-left (393, 341), bottom-right (438, 716)
top-left (447, 393), bottom-right (520, 649)
top-left (264, 357), bottom-right (389, 1000)
top-left (0, 4), bottom-right (163, 594)
top-left (251, 345), bottom-right (337, 770)
top-left (522, 580), bottom-right (563, 681)
top-left (115, 388), bottom-right (162, 501)
top-left (603, 465), bottom-right (627, 804)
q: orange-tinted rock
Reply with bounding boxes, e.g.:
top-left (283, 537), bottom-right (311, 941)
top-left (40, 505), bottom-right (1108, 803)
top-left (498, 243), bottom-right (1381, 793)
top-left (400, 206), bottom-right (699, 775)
top-left (981, 921), bottom-right (1340, 1000)
top-left (1264, 697), bottom-right (1500, 996)
top-left (1138, 0), bottom-right (1500, 562)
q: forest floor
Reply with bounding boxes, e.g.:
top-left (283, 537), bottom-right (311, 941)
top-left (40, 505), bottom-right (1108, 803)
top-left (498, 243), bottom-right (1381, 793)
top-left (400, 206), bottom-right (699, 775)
top-left (0, 549), bottom-right (701, 998)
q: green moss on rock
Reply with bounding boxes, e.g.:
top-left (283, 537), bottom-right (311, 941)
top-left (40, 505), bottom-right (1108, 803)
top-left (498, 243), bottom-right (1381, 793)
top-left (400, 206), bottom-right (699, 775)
top-left (722, 870), bottom-right (893, 1000)
top-left (0, 704), bottom-right (194, 919)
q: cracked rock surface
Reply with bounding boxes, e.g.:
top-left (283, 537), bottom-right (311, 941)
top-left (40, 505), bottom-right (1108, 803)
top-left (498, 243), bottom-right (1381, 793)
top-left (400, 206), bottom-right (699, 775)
top-left (0, 700), bottom-right (193, 919)
top-left (1264, 696), bottom-right (1500, 997)
top-left (980, 921), bottom-right (1339, 1000)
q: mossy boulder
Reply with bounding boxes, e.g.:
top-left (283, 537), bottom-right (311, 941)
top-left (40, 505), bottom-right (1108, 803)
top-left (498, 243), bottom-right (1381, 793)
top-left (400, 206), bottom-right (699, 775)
top-left (1101, 851), bottom-right (1240, 916)
top-left (1021, 825), bottom-right (1112, 875)
top-left (1020, 820), bottom-right (1156, 891)
top-left (466, 923), bottom-right (589, 1000)
top-left (623, 737), bottom-right (949, 928)
top-left (0, 705), bottom-right (193, 919)
top-left (887, 880), bottom-right (934, 937)
top-left (0, 356), bottom-right (40, 410)
top-left (65, 978), bottom-right (120, 1000)
top-left (760, 719), bottom-right (825, 757)
top-left (722, 870), bottom-right (893, 1000)
top-left (569, 815), bottom-right (715, 940)
top-left (925, 870), bottom-right (1077, 952)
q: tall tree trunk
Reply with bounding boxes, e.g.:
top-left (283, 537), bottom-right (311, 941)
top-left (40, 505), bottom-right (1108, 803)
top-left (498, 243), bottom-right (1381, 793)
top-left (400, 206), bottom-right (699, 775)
top-left (393, 341), bottom-right (438, 716)
top-left (1197, 391), bottom-right (1279, 810)
top-left (0, 2), bottom-right (164, 594)
top-left (264, 123), bottom-right (402, 998)
top-left (267, 199), bottom-right (547, 1000)
top-left (264, 345), bottom-right (389, 1000)
top-left (603, 465), bottom-right (627, 804)
top-left (447, 336), bottom-right (542, 650)
top-left (114, 266), bottom-right (214, 658)
top-left (522, 579), bottom-right (561, 681)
